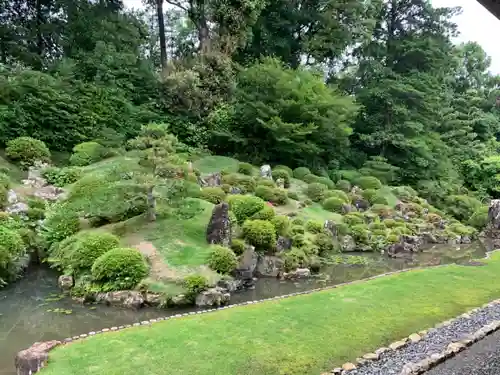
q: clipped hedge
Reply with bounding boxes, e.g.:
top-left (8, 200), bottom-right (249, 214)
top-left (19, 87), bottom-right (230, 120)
top-left (207, 246), bottom-right (238, 274)
top-left (242, 219), bottom-right (277, 252)
top-left (6, 136), bottom-right (50, 167)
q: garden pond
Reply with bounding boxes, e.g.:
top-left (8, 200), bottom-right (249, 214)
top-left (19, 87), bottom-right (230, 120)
top-left (0, 242), bottom-right (487, 374)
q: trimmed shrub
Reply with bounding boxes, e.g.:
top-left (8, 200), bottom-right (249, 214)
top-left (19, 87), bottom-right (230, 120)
top-left (306, 182), bottom-right (328, 202)
top-left (183, 274), bottom-right (208, 301)
top-left (288, 191), bottom-right (299, 200)
top-left (222, 173), bottom-right (256, 193)
top-left (372, 195), bottom-right (389, 205)
top-left (343, 212), bottom-right (365, 226)
top-left (0, 226), bottom-right (27, 285)
top-left (445, 195), bottom-right (482, 222)
top-left (91, 248), bottom-right (149, 290)
top-left (270, 215), bottom-right (290, 236)
top-left (230, 239), bottom-right (246, 256)
top-left (42, 204), bottom-right (80, 245)
top-left (336, 170), bottom-right (362, 183)
top-left (221, 184), bottom-right (231, 194)
top-left (254, 185), bottom-right (276, 202)
top-left (227, 195), bottom-right (265, 224)
top-left (207, 245), bottom-right (238, 274)
top-left (362, 189), bottom-right (378, 203)
top-left (255, 178), bottom-right (276, 188)
top-left (273, 165), bottom-right (293, 177)
top-left (305, 220), bottom-right (323, 234)
top-left (293, 167), bottom-right (311, 180)
top-left (314, 233), bottom-right (337, 256)
top-left (199, 187), bottom-right (226, 204)
top-left (242, 220), bottom-right (277, 252)
top-left (391, 186), bottom-right (418, 202)
top-left (303, 174), bottom-right (319, 183)
top-left (291, 217), bottom-right (304, 226)
top-left (290, 225), bottom-right (305, 235)
top-left (0, 173), bottom-right (10, 189)
top-left (42, 166), bottom-right (82, 187)
top-left (237, 162), bottom-right (254, 176)
top-left (336, 179), bottom-right (351, 192)
top-left (5, 137), bottom-right (50, 167)
top-left (68, 232), bottom-right (120, 273)
top-left (325, 190), bottom-right (349, 203)
top-left (468, 206), bottom-right (489, 230)
top-left (272, 169), bottom-right (291, 188)
top-left (0, 186), bottom-right (7, 209)
top-left (283, 248), bottom-right (308, 271)
top-left (69, 142), bottom-right (107, 166)
top-left (322, 197), bottom-right (344, 213)
top-left (316, 177), bottom-right (334, 189)
top-left (251, 205), bottom-right (276, 221)
top-left (272, 188), bottom-right (288, 206)
top-left (349, 224), bottom-right (371, 245)
top-left (353, 176), bottom-right (382, 190)
top-left (291, 233), bottom-right (306, 247)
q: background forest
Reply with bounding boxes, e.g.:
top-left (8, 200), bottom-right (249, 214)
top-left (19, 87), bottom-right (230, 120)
top-left (1, 0), bottom-right (500, 211)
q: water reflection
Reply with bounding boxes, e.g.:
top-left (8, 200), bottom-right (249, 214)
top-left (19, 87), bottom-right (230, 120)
top-left (0, 242), bottom-right (486, 374)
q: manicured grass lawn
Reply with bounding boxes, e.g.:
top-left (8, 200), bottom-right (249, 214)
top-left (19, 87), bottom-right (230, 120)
top-left (42, 252), bottom-right (500, 375)
top-left (194, 155), bottom-right (240, 174)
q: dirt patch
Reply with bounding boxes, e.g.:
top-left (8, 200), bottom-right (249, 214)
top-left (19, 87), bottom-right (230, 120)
top-left (133, 240), bottom-right (182, 281)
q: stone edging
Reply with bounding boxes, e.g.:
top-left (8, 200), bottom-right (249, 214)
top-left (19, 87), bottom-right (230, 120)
top-left (330, 300), bottom-right (500, 375)
top-left (19, 249), bottom-right (500, 374)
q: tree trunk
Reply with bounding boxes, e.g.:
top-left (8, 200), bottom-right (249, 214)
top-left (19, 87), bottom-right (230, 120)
top-left (156, 0), bottom-right (167, 68)
top-left (146, 185), bottom-right (157, 221)
top-left (35, 0), bottom-right (43, 68)
top-left (198, 18), bottom-right (210, 54)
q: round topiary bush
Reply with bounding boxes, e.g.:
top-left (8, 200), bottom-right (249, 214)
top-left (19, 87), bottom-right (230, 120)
top-left (242, 219), bottom-right (277, 252)
top-left (336, 179), bottom-right (351, 192)
top-left (199, 187), bottom-right (226, 204)
top-left (91, 247), bottom-right (149, 290)
top-left (272, 188), bottom-right (288, 206)
top-left (69, 142), bottom-right (107, 166)
top-left (316, 177), bottom-right (334, 189)
top-left (227, 195), bottom-right (266, 224)
top-left (270, 215), bottom-right (290, 236)
top-left (305, 220), bottom-right (323, 234)
top-left (222, 173), bottom-right (256, 193)
top-left (325, 189), bottom-right (349, 203)
top-left (183, 274), bottom-right (208, 301)
top-left (322, 197), bottom-right (344, 213)
top-left (283, 248), bottom-right (308, 271)
top-left (353, 176), bottom-right (382, 190)
top-left (314, 233), bottom-right (336, 256)
top-left (68, 231), bottom-right (120, 273)
top-left (293, 167), bottom-right (311, 180)
top-left (343, 212), bottom-right (365, 226)
top-left (468, 206), bottom-right (489, 230)
top-left (207, 245), bottom-right (238, 274)
top-left (273, 165), bottom-right (293, 177)
top-left (254, 185), bottom-right (276, 202)
top-left (6, 137), bottom-right (50, 167)
top-left (256, 178), bottom-right (276, 188)
top-left (361, 189), bottom-right (378, 203)
top-left (303, 174), bottom-right (320, 183)
top-left (372, 195), bottom-right (389, 205)
top-left (42, 204), bottom-right (80, 245)
top-left (251, 205), bottom-right (276, 221)
top-left (288, 191), bottom-right (299, 200)
top-left (230, 238), bottom-right (246, 256)
top-left (290, 225), bottom-right (305, 235)
top-left (237, 162), bottom-right (254, 176)
top-left (272, 169), bottom-right (291, 188)
top-left (306, 182), bottom-right (328, 202)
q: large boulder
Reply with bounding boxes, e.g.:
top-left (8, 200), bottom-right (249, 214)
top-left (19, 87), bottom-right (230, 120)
top-left (95, 291), bottom-right (144, 309)
top-left (282, 268), bottom-right (311, 280)
top-left (15, 340), bottom-right (61, 375)
top-left (6, 202), bottom-right (29, 214)
top-left (260, 164), bottom-right (272, 179)
top-left (199, 172), bottom-right (222, 187)
top-left (276, 236), bottom-right (292, 252)
top-left (34, 185), bottom-right (66, 201)
top-left (58, 275), bottom-right (74, 291)
top-left (256, 255), bottom-right (284, 277)
top-left (484, 199), bottom-right (500, 238)
top-left (387, 235), bottom-right (423, 257)
top-left (195, 287), bottom-right (230, 307)
top-left (234, 244), bottom-right (258, 281)
top-left (340, 235), bottom-right (356, 252)
top-left (324, 220), bottom-right (338, 238)
top-left (206, 202), bottom-right (232, 246)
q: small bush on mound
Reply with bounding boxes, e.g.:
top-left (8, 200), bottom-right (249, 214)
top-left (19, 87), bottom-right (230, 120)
top-left (42, 204), bottom-right (80, 245)
top-left (293, 167), bottom-right (311, 180)
top-left (306, 182), bottom-right (328, 202)
top-left (0, 173), bottom-right (10, 190)
top-left (91, 248), bottom-right (148, 290)
top-left (283, 248), bottom-right (308, 271)
top-left (305, 220), bottom-right (323, 234)
top-left (361, 189), bottom-right (378, 203)
top-left (42, 166), bottom-right (82, 187)
top-left (322, 197), bottom-right (344, 213)
top-left (272, 188), bottom-right (288, 205)
top-left (303, 174), bottom-right (319, 183)
top-left (272, 169), bottom-right (291, 188)
top-left (445, 195), bottom-right (482, 222)
top-left (314, 233), bottom-right (337, 256)
top-left (230, 239), bottom-right (246, 256)
top-left (237, 162), bottom-right (254, 176)
top-left (207, 246), bottom-right (238, 274)
top-left (256, 178), bottom-right (276, 188)
top-left (69, 232), bottom-right (120, 274)
top-left (69, 142), bottom-right (107, 166)
top-left (288, 191), bottom-right (299, 200)
top-left (199, 187), bottom-right (226, 204)
top-left (468, 206), bottom-right (489, 229)
top-left (316, 177), bottom-right (334, 189)
top-left (291, 217), bottom-right (304, 226)
top-left (353, 176), bottom-right (382, 190)
top-left (227, 195), bottom-right (265, 224)
top-left (335, 170), bottom-right (362, 183)
top-left (391, 186), bottom-right (418, 202)
top-left (325, 190), bottom-right (349, 203)
top-left (242, 219), bottom-right (277, 252)
top-left (251, 205), bottom-right (276, 221)
top-left (183, 274), bottom-right (209, 301)
top-left (349, 224), bottom-right (371, 245)
top-left (0, 226), bottom-right (27, 286)
top-left (372, 195), bottom-right (389, 205)
top-left (274, 165), bottom-right (293, 177)
top-left (6, 137), bottom-right (50, 167)
top-left (254, 185), bottom-right (275, 202)
top-left (271, 215), bottom-right (290, 236)
top-left (343, 212), bottom-right (365, 226)
top-left (222, 173), bottom-right (256, 193)
top-left (336, 179), bottom-right (351, 192)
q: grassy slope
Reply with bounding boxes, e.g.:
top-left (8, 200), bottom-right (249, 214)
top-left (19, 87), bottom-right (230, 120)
top-left (42, 252), bottom-right (500, 375)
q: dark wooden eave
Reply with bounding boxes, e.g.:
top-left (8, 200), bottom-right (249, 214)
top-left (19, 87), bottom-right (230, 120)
top-left (478, 0), bottom-right (500, 19)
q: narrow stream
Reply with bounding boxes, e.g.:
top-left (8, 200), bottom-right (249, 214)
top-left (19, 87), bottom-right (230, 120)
top-left (0, 243), bottom-right (486, 374)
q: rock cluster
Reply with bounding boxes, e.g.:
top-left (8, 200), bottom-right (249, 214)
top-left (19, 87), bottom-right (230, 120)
top-left (206, 202), bottom-right (232, 247)
top-left (15, 340), bottom-right (61, 375)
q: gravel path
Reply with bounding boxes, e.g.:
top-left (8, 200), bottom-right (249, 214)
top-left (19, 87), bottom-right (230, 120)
top-left (349, 303), bottom-right (500, 375)
top-left (426, 329), bottom-right (500, 375)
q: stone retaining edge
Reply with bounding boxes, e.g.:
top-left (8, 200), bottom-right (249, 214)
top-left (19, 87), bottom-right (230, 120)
top-left (24, 248), bottom-right (500, 374)
top-left (331, 300), bottom-right (500, 375)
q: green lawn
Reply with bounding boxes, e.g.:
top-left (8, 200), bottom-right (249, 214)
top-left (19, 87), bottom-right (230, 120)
top-left (194, 155), bottom-right (240, 174)
top-left (42, 252), bottom-right (500, 375)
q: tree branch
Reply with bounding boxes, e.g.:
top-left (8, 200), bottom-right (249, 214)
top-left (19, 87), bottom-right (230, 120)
top-left (165, 0), bottom-right (188, 12)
